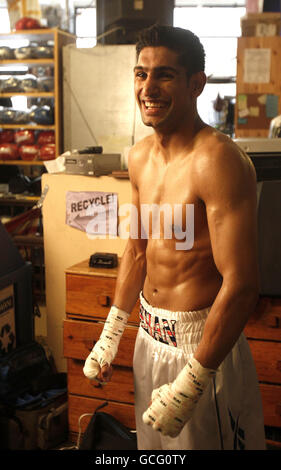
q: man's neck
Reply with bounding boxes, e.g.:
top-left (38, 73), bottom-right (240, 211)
top-left (152, 115), bottom-right (207, 163)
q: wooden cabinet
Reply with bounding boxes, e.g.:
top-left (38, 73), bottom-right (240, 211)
top-left (64, 259), bottom-right (281, 446)
top-left (244, 297), bottom-right (281, 447)
top-left (0, 28), bottom-right (76, 161)
top-left (64, 259), bottom-right (139, 442)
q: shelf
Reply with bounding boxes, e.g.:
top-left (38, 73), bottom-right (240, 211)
top-left (112, 170), bottom-right (129, 179)
top-left (0, 59), bottom-right (54, 66)
top-left (0, 92), bottom-right (54, 97)
top-left (0, 195), bottom-right (40, 204)
top-left (0, 124), bottom-right (55, 130)
top-left (0, 28), bottom-right (75, 42)
top-left (0, 159), bottom-right (45, 166)
top-left (1, 29), bottom-right (76, 157)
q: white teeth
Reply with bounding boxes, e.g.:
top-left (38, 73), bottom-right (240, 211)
top-left (144, 101), bottom-right (165, 108)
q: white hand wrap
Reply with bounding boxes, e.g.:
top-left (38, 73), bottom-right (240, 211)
top-left (83, 306), bottom-right (129, 380)
top-left (143, 356), bottom-right (216, 438)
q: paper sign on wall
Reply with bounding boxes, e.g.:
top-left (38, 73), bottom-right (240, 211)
top-left (243, 48), bottom-right (271, 83)
top-left (66, 191), bottom-right (118, 236)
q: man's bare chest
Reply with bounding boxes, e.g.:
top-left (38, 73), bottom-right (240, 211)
top-left (136, 160), bottom-right (207, 246)
top-left (138, 161), bottom-right (197, 207)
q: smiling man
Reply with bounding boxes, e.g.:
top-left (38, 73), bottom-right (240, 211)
top-left (83, 25), bottom-right (266, 450)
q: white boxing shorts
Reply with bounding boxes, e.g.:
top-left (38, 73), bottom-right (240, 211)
top-left (133, 292), bottom-right (266, 450)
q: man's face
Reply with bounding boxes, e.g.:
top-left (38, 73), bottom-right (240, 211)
top-left (134, 46), bottom-right (193, 132)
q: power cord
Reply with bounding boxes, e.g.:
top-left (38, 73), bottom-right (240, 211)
top-left (58, 412), bottom-right (94, 450)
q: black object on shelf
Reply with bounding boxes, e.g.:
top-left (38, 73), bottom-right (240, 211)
top-left (78, 146), bottom-right (103, 154)
top-left (89, 252), bottom-right (118, 269)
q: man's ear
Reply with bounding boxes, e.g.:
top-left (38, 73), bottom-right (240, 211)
top-left (189, 71), bottom-right (206, 98)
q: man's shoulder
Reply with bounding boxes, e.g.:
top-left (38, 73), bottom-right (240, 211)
top-left (193, 128), bottom-right (257, 200)
top-left (128, 135), bottom-right (153, 167)
top-left (131, 134), bottom-right (154, 155)
top-left (194, 127), bottom-right (255, 177)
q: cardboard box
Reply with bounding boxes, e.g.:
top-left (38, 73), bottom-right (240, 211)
top-left (241, 12), bottom-right (281, 37)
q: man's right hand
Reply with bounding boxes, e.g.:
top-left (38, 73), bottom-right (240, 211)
top-left (97, 364), bottom-right (113, 383)
top-left (83, 348), bottom-right (113, 383)
top-left (83, 305), bottom-right (129, 383)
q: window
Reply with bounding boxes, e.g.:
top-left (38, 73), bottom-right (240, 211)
top-left (74, 6), bottom-right (97, 48)
top-left (0, 5), bottom-right (10, 32)
top-left (174, 1), bottom-right (246, 130)
top-left (174, 2), bottom-right (246, 77)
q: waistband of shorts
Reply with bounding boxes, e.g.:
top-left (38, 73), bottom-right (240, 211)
top-left (139, 291), bottom-right (211, 322)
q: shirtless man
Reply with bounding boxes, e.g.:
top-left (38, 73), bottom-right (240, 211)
top-left (84, 25), bottom-right (265, 450)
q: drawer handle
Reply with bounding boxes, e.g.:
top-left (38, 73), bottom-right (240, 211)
top-left (91, 382), bottom-right (103, 389)
top-left (98, 295), bottom-right (111, 307)
top-left (265, 316), bottom-right (281, 329)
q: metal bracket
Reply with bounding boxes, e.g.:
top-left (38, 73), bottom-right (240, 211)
top-left (34, 184), bottom-right (49, 209)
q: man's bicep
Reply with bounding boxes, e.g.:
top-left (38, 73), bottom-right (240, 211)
top-left (128, 152), bottom-right (147, 252)
top-left (207, 198), bottom-right (258, 283)
top-left (202, 151), bottom-right (259, 286)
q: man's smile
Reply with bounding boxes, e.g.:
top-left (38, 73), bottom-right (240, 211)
top-left (141, 99), bottom-right (170, 116)
top-left (144, 101), bottom-right (166, 108)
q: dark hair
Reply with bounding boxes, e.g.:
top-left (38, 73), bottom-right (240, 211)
top-left (136, 24), bottom-right (205, 77)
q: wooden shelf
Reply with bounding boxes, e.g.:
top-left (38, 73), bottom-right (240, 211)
top-left (0, 28), bottom-right (76, 158)
top-left (0, 27), bottom-right (75, 41)
top-left (0, 92), bottom-right (54, 98)
top-left (0, 195), bottom-right (40, 202)
top-left (112, 170), bottom-right (129, 179)
top-left (0, 124), bottom-right (55, 130)
top-left (0, 59), bottom-right (54, 66)
top-left (0, 159), bottom-right (45, 166)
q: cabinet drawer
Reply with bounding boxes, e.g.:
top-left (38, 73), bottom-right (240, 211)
top-left (67, 358), bottom-right (135, 404)
top-left (260, 384), bottom-right (281, 428)
top-left (248, 339), bottom-right (281, 384)
top-left (68, 394), bottom-right (136, 433)
top-left (66, 274), bottom-right (116, 318)
top-left (63, 319), bottom-right (138, 367)
top-left (65, 273), bottom-right (140, 324)
top-left (245, 297), bottom-right (281, 341)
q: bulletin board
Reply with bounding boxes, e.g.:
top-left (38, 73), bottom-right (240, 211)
top-left (237, 93), bottom-right (279, 130)
top-left (235, 36), bottom-right (281, 138)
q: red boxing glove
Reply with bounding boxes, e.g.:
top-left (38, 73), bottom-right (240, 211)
top-left (0, 143), bottom-right (19, 160)
top-left (15, 130), bottom-right (35, 145)
top-left (15, 17), bottom-right (41, 30)
top-left (19, 144), bottom-right (40, 161)
top-left (39, 143), bottom-right (56, 160)
top-left (0, 130), bottom-right (14, 144)
top-left (37, 131), bottom-right (55, 145)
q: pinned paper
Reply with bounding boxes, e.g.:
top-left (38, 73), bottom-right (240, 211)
top-left (238, 118), bottom-right (248, 125)
top-left (258, 94), bottom-right (267, 105)
top-left (238, 108), bottom-right (250, 118)
top-left (266, 94), bottom-right (278, 118)
top-left (249, 106), bottom-right (260, 117)
top-left (237, 94), bottom-right (247, 110)
top-left (243, 48), bottom-right (271, 83)
top-left (256, 23), bottom-right (277, 36)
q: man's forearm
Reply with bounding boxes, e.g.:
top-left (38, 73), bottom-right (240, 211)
top-left (113, 239), bottom-right (147, 313)
top-left (84, 239), bottom-right (146, 382)
top-left (194, 280), bottom-right (259, 370)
